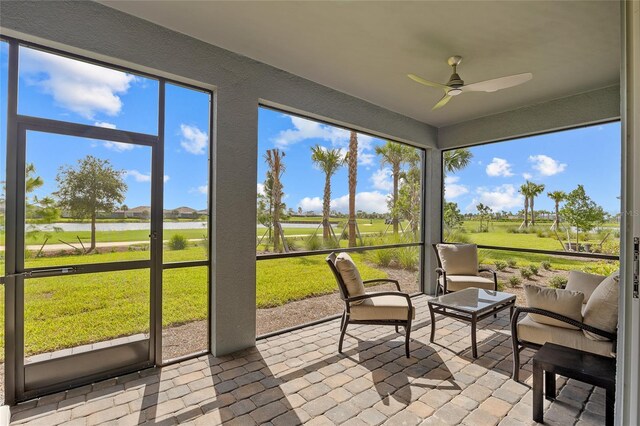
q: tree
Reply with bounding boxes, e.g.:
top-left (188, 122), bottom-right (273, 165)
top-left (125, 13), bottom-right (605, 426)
top-left (527, 182), bottom-right (545, 225)
top-left (375, 141), bottom-right (418, 234)
top-left (476, 203), bottom-right (492, 232)
top-left (443, 149), bottom-right (473, 173)
top-left (347, 131), bottom-right (358, 247)
top-left (560, 185), bottom-right (605, 248)
top-left (396, 155), bottom-right (422, 238)
top-left (518, 183), bottom-right (531, 228)
top-left (547, 190), bottom-right (566, 230)
top-left (443, 201), bottom-right (464, 230)
top-left (24, 164), bottom-right (60, 243)
top-left (55, 156), bottom-right (126, 252)
top-left (311, 146), bottom-right (345, 241)
top-left (264, 149), bottom-right (286, 252)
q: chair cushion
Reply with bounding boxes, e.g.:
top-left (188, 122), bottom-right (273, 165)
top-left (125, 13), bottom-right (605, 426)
top-left (565, 271), bottom-right (606, 303)
top-left (524, 285), bottom-right (584, 330)
top-left (335, 253), bottom-right (366, 304)
top-left (582, 271), bottom-right (619, 341)
top-left (439, 275), bottom-right (495, 292)
top-left (517, 316), bottom-right (614, 358)
top-left (350, 294), bottom-right (415, 321)
top-left (436, 244), bottom-right (478, 276)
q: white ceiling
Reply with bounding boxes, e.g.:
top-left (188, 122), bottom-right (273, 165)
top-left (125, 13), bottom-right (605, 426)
top-left (100, 1), bottom-right (620, 128)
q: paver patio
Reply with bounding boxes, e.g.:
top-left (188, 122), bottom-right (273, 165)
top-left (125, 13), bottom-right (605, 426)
top-left (8, 295), bottom-right (607, 425)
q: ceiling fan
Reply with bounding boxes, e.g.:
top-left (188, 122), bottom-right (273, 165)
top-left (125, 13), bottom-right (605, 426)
top-left (408, 56), bottom-right (533, 110)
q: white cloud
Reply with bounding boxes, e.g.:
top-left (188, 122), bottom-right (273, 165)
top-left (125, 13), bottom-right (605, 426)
top-left (103, 141), bottom-right (134, 152)
top-left (528, 155), bottom-right (567, 176)
top-left (486, 158), bottom-right (514, 177)
top-left (180, 124), bottom-right (208, 155)
top-left (197, 184), bottom-right (208, 194)
top-left (273, 116), bottom-right (375, 166)
top-left (444, 176), bottom-right (468, 199)
top-left (125, 170), bottom-right (169, 182)
top-left (467, 184), bottom-right (524, 212)
top-left (94, 121), bottom-right (116, 129)
top-left (370, 168), bottom-right (393, 191)
top-left (522, 172), bottom-right (533, 180)
top-left (298, 191), bottom-right (389, 214)
top-left (257, 183), bottom-right (265, 196)
top-left (298, 196), bottom-right (323, 213)
top-left (20, 47), bottom-right (135, 119)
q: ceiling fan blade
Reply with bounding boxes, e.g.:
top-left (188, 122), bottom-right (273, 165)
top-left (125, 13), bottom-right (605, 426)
top-left (432, 94), bottom-right (452, 110)
top-left (408, 74), bottom-right (449, 90)
top-left (462, 73), bottom-right (533, 93)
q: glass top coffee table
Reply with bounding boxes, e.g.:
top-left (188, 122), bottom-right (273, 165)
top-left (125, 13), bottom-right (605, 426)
top-left (428, 288), bottom-right (516, 358)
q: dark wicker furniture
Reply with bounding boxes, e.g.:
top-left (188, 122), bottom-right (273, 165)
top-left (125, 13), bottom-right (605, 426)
top-left (432, 243), bottom-right (498, 296)
top-left (510, 306), bottom-right (617, 381)
top-left (428, 288), bottom-right (516, 358)
top-left (533, 343), bottom-right (615, 425)
top-left (326, 252), bottom-right (414, 358)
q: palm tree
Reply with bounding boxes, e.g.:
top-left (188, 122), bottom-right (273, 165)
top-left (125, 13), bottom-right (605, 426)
top-left (519, 183), bottom-right (531, 228)
top-left (375, 141), bottom-right (418, 234)
top-left (528, 182), bottom-right (546, 226)
top-left (347, 131), bottom-right (358, 247)
top-left (264, 149), bottom-right (286, 252)
top-left (443, 149), bottom-right (473, 173)
top-left (311, 145), bottom-right (346, 241)
top-left (547, 190), bottom-right (566, 230)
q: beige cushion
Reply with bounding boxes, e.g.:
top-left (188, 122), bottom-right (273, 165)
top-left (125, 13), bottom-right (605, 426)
top-left (436, 244), bottom-right (478, 276)
top-left (439, 275), bottom-right (495, 292)
top-left (565, 271), bottom-right (606, 303)
top-left (334, 253), bottom-right (366, 304)
top-left (350, 294), bottom-right (415, 321)
top-left (582, 272), bottom-right (619, 341)
top-left (517, 316), bottom-right (614, 357)
top-left (524, 285), bottom-right (584, 330)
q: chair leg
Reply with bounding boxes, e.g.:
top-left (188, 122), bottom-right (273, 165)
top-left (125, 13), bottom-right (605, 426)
top-left (512, 342), bottom-right (520, 381)
top-left (395, 325), bottom-right (399, 333)
top-left (340, 311), bottom-right (346, 330)
top-left (405, 320), bottom-right (412, 358)
top-left (338, 318), bottom-right (349, 354)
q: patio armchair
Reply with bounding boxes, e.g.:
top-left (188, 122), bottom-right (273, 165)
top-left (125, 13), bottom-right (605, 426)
top-left (511, 270), bottom-right (619, 381)
top-left (326, 252), bottom-right (415, 358)
top-left (432, 243), bottom-right (498, 296)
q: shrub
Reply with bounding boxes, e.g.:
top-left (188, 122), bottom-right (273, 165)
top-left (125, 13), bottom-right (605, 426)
top-left (507, 259), bottom-right (517, 268)
top-left (367, 249), bottom-right (394, 267)
top-left (529, 264), bottom-right (539, 275)
top-left (549, 275), bottom-right (568, 289)
top-left (582, 262), bottom-right (619, 276)
top-left (397, 247), bottom-right (419, 270)
top-left (444, 228), bottom-right (471, 243)
top-left (494, 261), bottom-right (507, 271)
top-left (168, 234), bottom-right (188, 250)
top-left (497, 280), bottom-right (506, 291)
top-left (520, 268), bottom-right (533, 279)
top-left (305, 235), bottom-right (322, 251)
top-left (323, 237), bottom-right (341, 250)
top-left (541, 261), bottom-right (552, 270)
top-left (509, 276), bottom-right (522, 287)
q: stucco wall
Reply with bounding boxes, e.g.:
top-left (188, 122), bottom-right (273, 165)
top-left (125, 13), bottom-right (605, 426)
top-left (437, 85), bottom-right (620, 149)
top-left (0, 1), bottom-right (438, 355)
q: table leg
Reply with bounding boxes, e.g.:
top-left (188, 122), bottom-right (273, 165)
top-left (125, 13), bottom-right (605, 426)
top-left (605, 387), bottom-right (615, 426)
top-left (545, 371), bottom-right (556, 400)
top-left (509, 304), bottom-right (514, 319)
top-left (533, 362), bottom-right (544, 423)
top-left (429, 305), bottom-right (436, 343)
top-left (471, 313), bottom-right (478, 358)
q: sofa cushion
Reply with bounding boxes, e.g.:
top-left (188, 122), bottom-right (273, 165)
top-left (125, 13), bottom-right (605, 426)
top-left (440, 275), bottom-right (495, 292)
top-left (436, 244), bottom-right (478, 276)
top-left (565, 271), bottom-right (606, 303)
top-left (582, 271), bottom-right (619, 341)
top-left (524, 285), bottom-right (584, 330)
top-left (335, 253), bottom-right (366, 304)
top-left (517, 316), bottom-right (614, 357)
top-left (350, 295), bottom-right (415, 321)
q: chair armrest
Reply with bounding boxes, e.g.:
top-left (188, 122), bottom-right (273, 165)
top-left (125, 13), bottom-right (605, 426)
top-left (435, 267), bottom-right (446, 276)
top-left (479, 268), bottom-right (498, 291)
top-left (346, 291), bottom-right (413, 310)
top-left (510, 306), bottom-right (617, 342)
top-left (363, 278), bottom-right (401, 291)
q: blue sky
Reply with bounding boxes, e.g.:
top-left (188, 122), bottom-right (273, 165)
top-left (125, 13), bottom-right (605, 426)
top-left (444, 122), bottom-right (621, 214)
top-left (1, 44), bottom-right (210, 210)
top-left (258, 107), bottom-right (421, 214)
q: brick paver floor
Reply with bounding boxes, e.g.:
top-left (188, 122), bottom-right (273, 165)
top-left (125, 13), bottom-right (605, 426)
top-left (8, 295), bottom-right (607, 425)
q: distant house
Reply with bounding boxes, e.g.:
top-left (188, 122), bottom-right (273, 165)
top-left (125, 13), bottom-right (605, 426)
top-left (164, 206), bottom-right (200, 219)
top-left (125, 205), bottom-right (151, 219)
